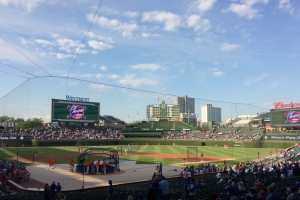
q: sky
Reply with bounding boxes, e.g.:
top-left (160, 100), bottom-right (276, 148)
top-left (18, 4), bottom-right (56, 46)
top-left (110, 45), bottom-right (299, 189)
top-left (0, 0), bottom-right (300, 123)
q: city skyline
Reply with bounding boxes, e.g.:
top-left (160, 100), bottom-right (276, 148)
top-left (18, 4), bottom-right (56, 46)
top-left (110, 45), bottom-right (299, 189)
top-left (0, 0), bottom-right (299, 122)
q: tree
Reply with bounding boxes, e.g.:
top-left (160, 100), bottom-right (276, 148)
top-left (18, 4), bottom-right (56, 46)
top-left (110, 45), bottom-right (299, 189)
top-left (16, 118), bottom-right (44, 129)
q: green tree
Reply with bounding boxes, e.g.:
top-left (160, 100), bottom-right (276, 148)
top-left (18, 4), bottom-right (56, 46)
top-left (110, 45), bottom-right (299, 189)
top-left (16, 118), bottom-right (44, 129)
top-left (0, 115), bottom-right (15, 122)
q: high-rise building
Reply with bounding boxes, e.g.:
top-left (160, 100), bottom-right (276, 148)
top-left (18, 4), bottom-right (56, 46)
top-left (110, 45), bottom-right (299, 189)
top-left (201, 104), bottom-right (221, 124)
top-left (174, 95), bottom-right (195, 114)
top-left (147, 100), bottom-right (180, 119)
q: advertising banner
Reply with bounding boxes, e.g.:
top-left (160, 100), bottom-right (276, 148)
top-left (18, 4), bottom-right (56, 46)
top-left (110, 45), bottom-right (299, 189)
top-left (0, 136), bottom-right (33, 140)
top-left (263, 135), bottom-right (300, 140)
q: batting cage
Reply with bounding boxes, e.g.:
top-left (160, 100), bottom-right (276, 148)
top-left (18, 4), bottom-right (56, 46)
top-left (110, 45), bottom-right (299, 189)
top-left (76, 148), bottom-right (120, 174)
top-left (187, 146), bottom-right (198, 162)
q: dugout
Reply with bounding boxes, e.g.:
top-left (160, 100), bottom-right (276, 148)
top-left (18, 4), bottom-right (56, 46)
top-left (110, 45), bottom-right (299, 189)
top-left (76, 148), bottom-right (120, 174)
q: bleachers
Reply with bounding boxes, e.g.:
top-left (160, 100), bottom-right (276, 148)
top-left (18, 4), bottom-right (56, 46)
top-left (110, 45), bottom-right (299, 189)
top-left (4, 172), bottom-right (300, 200)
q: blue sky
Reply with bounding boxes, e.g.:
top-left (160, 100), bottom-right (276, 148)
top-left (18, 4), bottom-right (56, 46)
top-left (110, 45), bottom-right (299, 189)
top-left (0, 0), bottom-right (299, 123)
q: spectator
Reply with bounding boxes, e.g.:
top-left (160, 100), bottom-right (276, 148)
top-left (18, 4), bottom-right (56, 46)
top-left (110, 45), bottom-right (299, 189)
top-left (242, 188), bottom-right (256, 200)
top-left (108, 180), bottom-right (114, 199)
top-left (44, 183), bottom-right (50, 200)
top-left (151, 176), bottom-right (160, 195)
top-left (254, 178), bottom-right (263, 189)
top-left (159, 176), bottom-right (168, 199)
top-left (293, 163), bottom-right (300, 177)
top-left (189, 179), bottom-right (198, 198)
top-left (294, 178), bottom-right (300, 190)
top-left (266, 185), bottom-right (281, 200)
top-left (238, 182), bottom-right (246, 194)
top-left (50, 181), bottom-right (56, 200)
top-left (226, 182), bottom-right (239, 195)
top-left (257, 190), bottom-right (266, 200)
top-left (287, 187), bottom-right (299, 200)
top-left (56, 182), bottom-right (61, 196)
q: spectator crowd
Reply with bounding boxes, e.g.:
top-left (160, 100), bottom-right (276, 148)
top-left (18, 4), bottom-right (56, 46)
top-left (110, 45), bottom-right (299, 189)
top-left (2, 127), bottom-right (125, 141)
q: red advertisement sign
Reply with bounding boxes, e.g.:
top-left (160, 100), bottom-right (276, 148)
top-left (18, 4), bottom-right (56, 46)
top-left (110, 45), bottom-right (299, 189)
top-left (273, 102), bottom-right (300, 109)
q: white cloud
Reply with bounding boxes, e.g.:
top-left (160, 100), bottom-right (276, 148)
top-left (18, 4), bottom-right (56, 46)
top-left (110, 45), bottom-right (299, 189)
top-left (109, 74), bottom-right (121, 80)
top-left (56, 38), bottom-right (82, 53)
top-left (278, 0), bottom-right (294, 14)
top-left (131, 63), bottom-right (161, 71)
top-left (187, 15), bottom-right (211, 32)
top-left (223, 0), bottom-right (269, 19)
top-left (118, 74), bottom-right (158, 87)
top-left (212, 71), bottom-right (225, 77)
top-left (88, 15), bottom-right (138, 38)
top-left (32, 114), bottom-right (43, 119)
top-left (50, 52), bottom-right (73, 59)
top-left (197, 0), bottom-right (217, 13)
top-left (88, 40), bottom-right (113, 51)
top-left (220, 43), bottom-right (240, 52)
top-left (0, 0), bottom-right (44, 12)
top-left (209, 68), bottom-right (225, 77)
top-left (45, 114), bottom-right (50, 119)
top-left (141, 32), bottom-right (161, 38)
top-left (244, 73), bottom-right (268, 85)
top-left (34, 39), bottom-right (54, 47)
top-left (124, 11), bottom-right (138, 18)
top-left (89, 83), bottom-right (112, 91)
top-left (232, 63), bottom-right (238, 68)
top-left (99, 65), bottom-right (107, 71)
top-left (142, 11), bottom-right (181, 32)
top-left (86, 32), bottom-right (114, 44)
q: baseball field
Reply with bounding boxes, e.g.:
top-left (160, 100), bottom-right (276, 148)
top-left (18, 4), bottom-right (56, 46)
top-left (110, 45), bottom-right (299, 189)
top-left (0, 144), bottom-right (275, 167)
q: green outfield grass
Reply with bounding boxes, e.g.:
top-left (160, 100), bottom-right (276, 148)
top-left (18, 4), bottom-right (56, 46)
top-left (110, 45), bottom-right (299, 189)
top-left (0, 145), bottom-right (281, 167)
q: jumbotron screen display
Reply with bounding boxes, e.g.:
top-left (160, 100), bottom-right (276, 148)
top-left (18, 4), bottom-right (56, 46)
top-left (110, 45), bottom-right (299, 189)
top-left (271, 109), bottom-right (300, 127)
top-left (51, 99), bottom-right (100, 123)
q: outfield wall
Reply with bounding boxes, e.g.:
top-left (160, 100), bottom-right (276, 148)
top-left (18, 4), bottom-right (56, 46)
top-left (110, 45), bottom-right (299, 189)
top-left (0, 138), bottom-right (294, 149)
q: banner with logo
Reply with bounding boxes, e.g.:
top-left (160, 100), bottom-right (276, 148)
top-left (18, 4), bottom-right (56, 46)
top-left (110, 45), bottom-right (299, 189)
top-left (233, 143), bottom-right (243, 147)
top-left (0, 136), bottom-right (33, 140)
top-left (264, 135), bottom-right (300, 140)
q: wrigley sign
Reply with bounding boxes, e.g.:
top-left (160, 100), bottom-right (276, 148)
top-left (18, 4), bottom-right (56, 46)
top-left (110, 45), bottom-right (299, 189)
top-left (264, 135), bottom-right (300, 140)
top-left (66, 95), bottom-right (90, 102)
top-left (273, 102), bottom-right (300, 109)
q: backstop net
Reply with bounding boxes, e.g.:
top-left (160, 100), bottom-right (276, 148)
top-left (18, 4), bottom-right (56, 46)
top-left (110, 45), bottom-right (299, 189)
top-left (187, 146), bottom-right (198, 162)
top-left (16, 150), bottom-right (34, 164)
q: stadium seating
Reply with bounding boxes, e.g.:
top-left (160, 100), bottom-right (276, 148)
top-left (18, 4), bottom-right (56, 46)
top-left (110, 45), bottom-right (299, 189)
top-left (3, 170), bottom-right (300, 200)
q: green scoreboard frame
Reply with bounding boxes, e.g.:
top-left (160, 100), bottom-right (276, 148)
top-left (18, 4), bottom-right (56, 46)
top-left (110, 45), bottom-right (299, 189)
top-left (271, 108), bottom-right (300, 127)
top-left (51, 99), bottom-right (100, 123)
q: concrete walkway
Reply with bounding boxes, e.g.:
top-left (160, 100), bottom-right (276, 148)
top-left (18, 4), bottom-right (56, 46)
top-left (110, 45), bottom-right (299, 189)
top-left (25, 161), bottom-right (183, 191)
